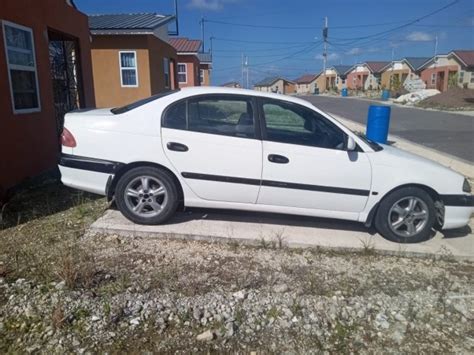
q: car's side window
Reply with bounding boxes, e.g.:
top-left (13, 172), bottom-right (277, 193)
top-left (188, 96), bottom-right (255, 138)
top-left (163, 100), bottom-right (186, 129)
top-left (261, 99), bottom-right (345, 150)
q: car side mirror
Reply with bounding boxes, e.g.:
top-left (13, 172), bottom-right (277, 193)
top-left (346, 136), bottom-right (356, 151)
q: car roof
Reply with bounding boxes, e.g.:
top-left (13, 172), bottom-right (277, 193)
top-left (174, 86), bottom-right (315, 108)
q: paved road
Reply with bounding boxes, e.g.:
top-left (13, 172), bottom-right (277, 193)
top-left (302, 95), bottom-right (474, 163)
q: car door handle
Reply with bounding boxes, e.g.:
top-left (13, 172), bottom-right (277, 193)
top-left (268, 154), bottom-right (289, 164)
top-left (167, 142), bottom-right (189, 152)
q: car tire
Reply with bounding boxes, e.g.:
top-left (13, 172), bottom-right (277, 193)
top-left (374, 187), bottom-right (436, 243)
top-left (115, 166), bottom-right (179, 225)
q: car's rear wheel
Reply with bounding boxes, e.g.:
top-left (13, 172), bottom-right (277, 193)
top-left (115, 167), bottom-right (178, 225)
top-left (375, 187), bottom-right (436, 243)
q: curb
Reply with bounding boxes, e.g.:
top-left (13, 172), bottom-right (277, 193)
top-left (87, 222), bottom-right (474, 262)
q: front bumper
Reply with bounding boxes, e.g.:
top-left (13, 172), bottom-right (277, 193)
top-left (441, 194), bottom-right (474, 230)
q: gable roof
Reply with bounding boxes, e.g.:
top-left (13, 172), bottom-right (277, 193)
top-left (254, 76), bottom-right (295, 87)
top-left (197, 52), bottom-right (212, 63)
top-left (89, 13), bottom-right (174, 34)
top-left (365, 61), bottom-right (391, 74)
top-left (403, 57), bottom-right (431, 71)
top-left (417, 54), bottom-right (449, 70)
top-left (331, 65), bottom-right (353, 75)
top-left (221, 81), bottom-right (241, 87)
top-left (294, 73), bottom-right (319, 84)
top-left (169, 38), bottom-right (202, 53)
top-left (449, 50), bottom-right (474, 68)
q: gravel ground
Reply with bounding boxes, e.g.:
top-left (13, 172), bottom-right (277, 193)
top-left (1, 181), bottom-right (473, 353)
top-left (2, 235), bottom-right (473, 353)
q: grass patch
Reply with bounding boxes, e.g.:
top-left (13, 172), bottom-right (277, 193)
top-left (0, 179), bottom-right (106, 286)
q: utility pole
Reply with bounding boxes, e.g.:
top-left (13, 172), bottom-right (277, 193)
top-left (209, 36), bottom-right (214, 55)
top-left (433, 35), bottom-right (438, 89)
top-left (241, 53), bottom-right (244, 88)
top-left (245, 56), bottom-right (249, 89)
top-left (200, 16), bottom-right (205, 53)
top-left (322, 17), bottom-right (328, 90)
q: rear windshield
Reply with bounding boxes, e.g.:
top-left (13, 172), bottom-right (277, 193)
top-left (111, 90), bottom-right (178, 114)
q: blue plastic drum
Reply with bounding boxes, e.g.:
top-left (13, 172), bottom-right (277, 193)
top-left (341, 88), bottom-right (348, 97)
top-left (381, 89), bottom-right (390, 101)
top-left (366, 105), bottom-right (391, 144)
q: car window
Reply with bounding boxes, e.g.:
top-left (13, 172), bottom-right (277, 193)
top-left (163, 100), bottom-right (187, 129)
top-left (262, 99), bottom-right (345, 150)
top-left (111, 90), bottom-right (177, 114)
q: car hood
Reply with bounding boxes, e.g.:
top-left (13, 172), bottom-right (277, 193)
top-left (368, 144), bottom-right (465, 191)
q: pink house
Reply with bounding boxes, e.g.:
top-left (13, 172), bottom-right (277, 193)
top-left (346, 61), bottom-right (389, 90)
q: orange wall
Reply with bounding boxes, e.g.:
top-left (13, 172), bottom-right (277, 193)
top-left (177, 54), bottom-right (200, 87)
top-left (91, 35), bottom-right (178, 108)
top-left (0, 0), bottom-right (95, 195)
top-left (91, 35), bottom-right (151, 108)
top-left (148, 35), bottom-right (178, 93)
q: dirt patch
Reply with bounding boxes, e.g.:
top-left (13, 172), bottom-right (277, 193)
top-left (417, 87), bottom-right (474, 111)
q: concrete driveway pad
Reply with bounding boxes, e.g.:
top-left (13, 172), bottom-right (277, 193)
top-left (90, 208), bottom-right (474, 260)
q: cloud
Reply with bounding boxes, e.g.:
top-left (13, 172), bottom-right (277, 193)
top-left (188, 0), bottom-right (239, 11)
top-left (347, 47), bottom-right (362, 55)
top-left (406, 31), bottom-right (434, 42)
top-left (315, 53), bottom-right (340, 61)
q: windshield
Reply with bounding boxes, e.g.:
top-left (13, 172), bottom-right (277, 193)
top-left (356, 132), bottom-right (383, 152)
top-left (111, 90), bottom-right (178, 115)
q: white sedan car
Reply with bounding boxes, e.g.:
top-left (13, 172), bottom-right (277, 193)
top-left (59, 87), bottom-right (473, 243)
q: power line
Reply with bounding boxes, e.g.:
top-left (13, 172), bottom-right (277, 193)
top-left (212, 37), bottom-right (314, 45)
top-left (328, 0), bottom-right (460, 44)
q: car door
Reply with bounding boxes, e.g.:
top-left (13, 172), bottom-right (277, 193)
top-left (161, 94), bottom-right (262, 203)
top-left (257, 98), bottom-right (371, 213)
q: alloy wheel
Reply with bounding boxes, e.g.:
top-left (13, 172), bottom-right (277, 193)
top-left (387, 196), bottom-right (429, 238)
top-left (124, 176), bottom-right (168, 218)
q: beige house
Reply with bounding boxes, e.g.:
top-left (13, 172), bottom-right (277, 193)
top-left (448, 50), bottom-right (474, 89)
top-left (254, 77), bottom-right (295, 94)
top-left (315, 66), bottom-right (351, 92)
top-left (294, 74), bottom-right (319, 94)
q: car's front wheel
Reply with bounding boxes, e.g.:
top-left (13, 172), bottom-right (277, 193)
top-left (115, 166), bottom-right (179, 225)
top-left (375, 187), bottom-right (436, 243)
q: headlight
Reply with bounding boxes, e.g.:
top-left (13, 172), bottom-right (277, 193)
top-left (463, 178), bottom-right (471, 193)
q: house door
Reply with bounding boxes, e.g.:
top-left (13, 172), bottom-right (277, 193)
top-left (437, 71), bottom-right (445, 92)
top-left (48, 30), bottom-right (84, 138)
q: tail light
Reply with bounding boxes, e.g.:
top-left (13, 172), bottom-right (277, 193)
top-left (61, 127), bottom-right (77, 148)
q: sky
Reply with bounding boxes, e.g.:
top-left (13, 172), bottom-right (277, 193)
top-left (76, 0), bottom-right (473, 86)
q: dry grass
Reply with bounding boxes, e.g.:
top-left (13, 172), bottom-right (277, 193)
top-left (0, 178), bottom-right (106, 288)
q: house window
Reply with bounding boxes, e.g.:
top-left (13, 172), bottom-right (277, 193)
top-left (459, 71), bottom-right (464, 83)
top-left (177, 63), bottom-right (187, 83)
top-left (2, 21), bottom-right (40, 113)
top-left (200, 69), bottom-right (204, 84)
top-left (119, 51), bottom-right (138, 87)
top-left (431, 73), bottom-right (436, 85)
top-left (471, 73), bottom-right (474, 84)
top-left (163, 57), bottom-right (170, 88)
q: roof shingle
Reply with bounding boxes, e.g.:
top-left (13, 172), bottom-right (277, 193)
top-left (169, 38), bottom-right (202, 53)
top-left (403, 57), bottom-right (431, 71)
top-left (89, 13), bottom-right (174, 32)
top-left (450, 50), bottom-right (474, 68)
top-left (365, 61), bottom-right (391, 74)
top-left (294, 73), bottom-right (319, 84)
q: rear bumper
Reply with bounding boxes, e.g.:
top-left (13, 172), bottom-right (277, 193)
top-left (59, 154), bottom-right (123, 196)
top-left (441, 195), bottom-right (474, 230)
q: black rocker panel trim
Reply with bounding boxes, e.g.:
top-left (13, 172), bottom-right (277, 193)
top-left (59, 154), bottom-right (124, 174)
top-left (181, 172), bottom-right (370, 196)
